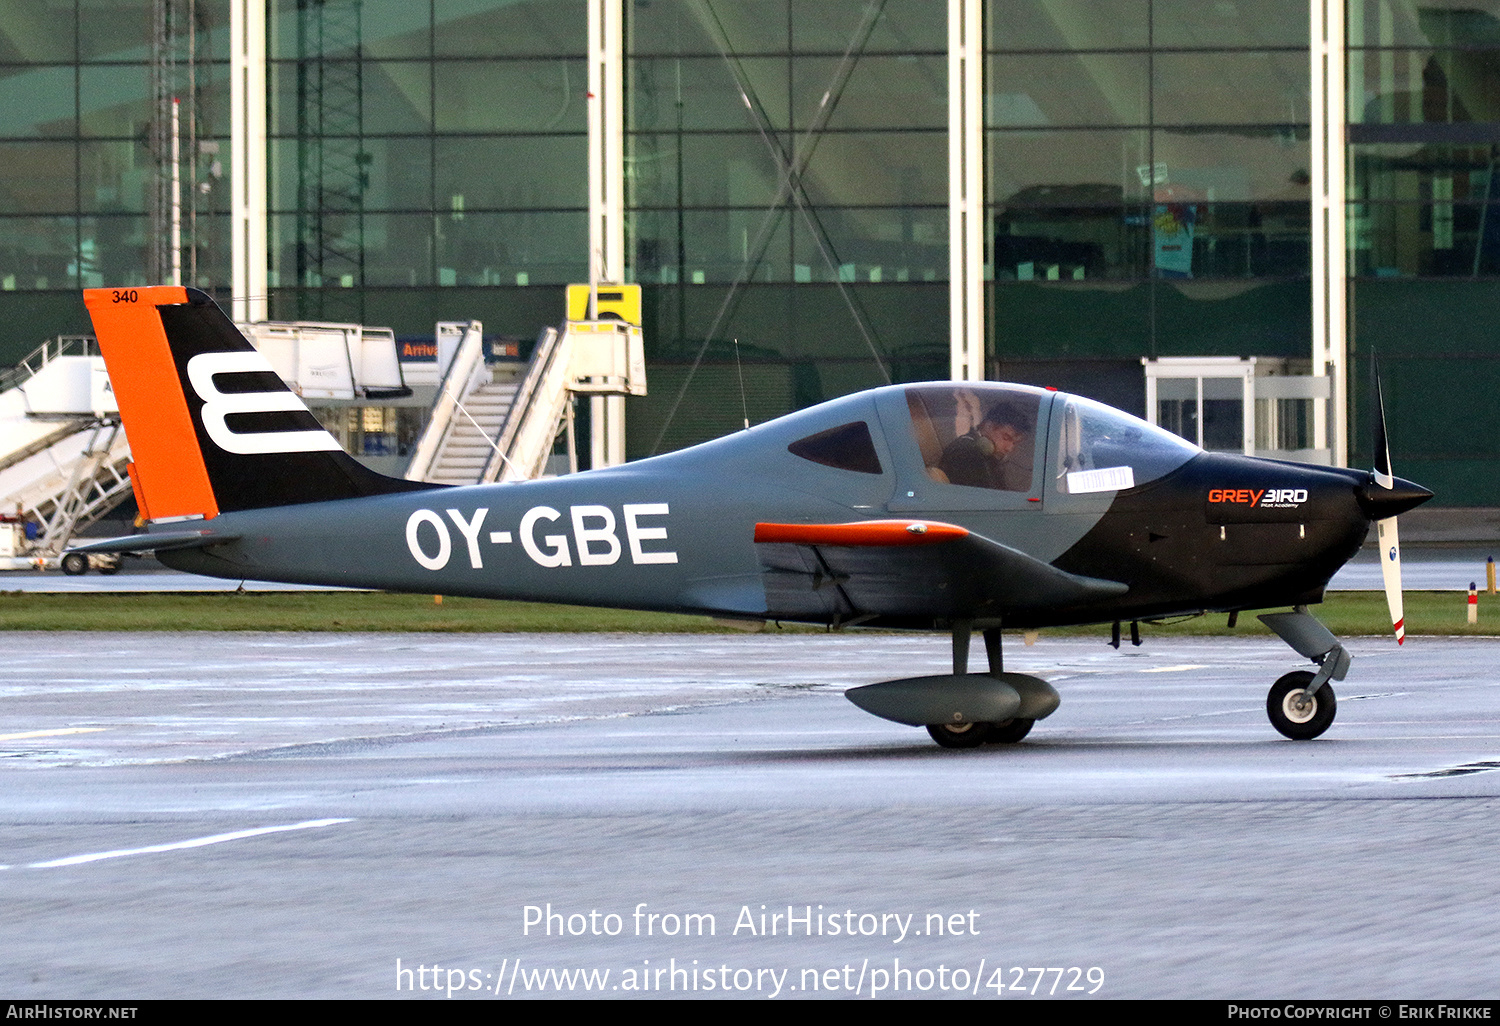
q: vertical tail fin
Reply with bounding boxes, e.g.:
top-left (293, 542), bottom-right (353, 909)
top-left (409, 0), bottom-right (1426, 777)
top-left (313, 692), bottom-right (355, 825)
top-left (84, 286), bottom-right (435, 520)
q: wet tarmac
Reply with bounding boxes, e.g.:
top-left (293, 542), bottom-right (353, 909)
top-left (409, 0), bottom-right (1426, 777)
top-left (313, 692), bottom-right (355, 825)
top-left (1, 631), bottom-right (1498, 998)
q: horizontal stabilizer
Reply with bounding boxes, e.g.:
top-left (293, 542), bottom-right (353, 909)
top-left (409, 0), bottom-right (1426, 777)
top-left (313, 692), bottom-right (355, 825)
top-left (66, 529), bottom-right (241, 555)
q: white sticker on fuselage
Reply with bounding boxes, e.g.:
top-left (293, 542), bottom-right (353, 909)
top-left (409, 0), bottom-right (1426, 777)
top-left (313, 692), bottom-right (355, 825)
top-left (404, 503), bottom-right (678, 572)
top-left (1066, 466), bottom-right (1135, 494)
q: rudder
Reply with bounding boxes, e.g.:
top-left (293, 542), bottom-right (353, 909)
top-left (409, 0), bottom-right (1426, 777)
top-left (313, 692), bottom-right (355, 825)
top-left (85, 285), bottom-right (436, 519)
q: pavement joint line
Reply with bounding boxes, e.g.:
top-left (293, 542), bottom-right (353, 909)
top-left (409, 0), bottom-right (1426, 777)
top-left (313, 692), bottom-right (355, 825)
top-left (25, 817), bottom-right (355, 869)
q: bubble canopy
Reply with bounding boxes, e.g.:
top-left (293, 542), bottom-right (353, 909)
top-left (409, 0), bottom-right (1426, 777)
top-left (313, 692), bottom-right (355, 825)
top-left (1052, 392), bottom-right (1202, 493)
top-left (892, 383), bottom-right (1201, 498)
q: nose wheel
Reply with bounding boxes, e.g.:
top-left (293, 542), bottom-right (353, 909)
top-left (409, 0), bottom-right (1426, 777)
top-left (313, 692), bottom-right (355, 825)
top-left (1267, 671), bottom-right (1337, 740)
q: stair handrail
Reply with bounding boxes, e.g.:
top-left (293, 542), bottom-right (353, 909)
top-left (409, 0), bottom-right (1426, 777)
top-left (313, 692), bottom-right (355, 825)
top-left (484, 327), bottom-right (566, 483)
top-left (403, 321), bottom-right (485, 482)
top-left (0, 336), bottom-right (96, 394)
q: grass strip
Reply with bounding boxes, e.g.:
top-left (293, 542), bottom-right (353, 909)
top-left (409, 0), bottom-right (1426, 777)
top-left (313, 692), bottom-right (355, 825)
top-left (0, 589), bottom-right (1497, 637)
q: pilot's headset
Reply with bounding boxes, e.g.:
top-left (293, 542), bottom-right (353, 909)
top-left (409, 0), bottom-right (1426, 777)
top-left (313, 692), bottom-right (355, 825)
top-left (971, 404), bottom-right (1026, 458)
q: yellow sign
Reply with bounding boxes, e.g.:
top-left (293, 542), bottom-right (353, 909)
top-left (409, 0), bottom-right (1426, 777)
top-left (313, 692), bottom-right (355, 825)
top-left (567, 283), bottom-right (642, 326)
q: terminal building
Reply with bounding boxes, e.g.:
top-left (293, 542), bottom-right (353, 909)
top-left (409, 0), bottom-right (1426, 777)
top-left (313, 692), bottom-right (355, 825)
top-left (0, 1), bottom-right (1492, 505)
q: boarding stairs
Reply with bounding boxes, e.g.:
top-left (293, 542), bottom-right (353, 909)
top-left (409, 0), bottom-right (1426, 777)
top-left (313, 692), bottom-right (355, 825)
top-left (404, 318), bottom-right (645, 486)
top-left (1, 320), bottom-right (413, 568)
top-left (0, 336), bottom-right (132, 567)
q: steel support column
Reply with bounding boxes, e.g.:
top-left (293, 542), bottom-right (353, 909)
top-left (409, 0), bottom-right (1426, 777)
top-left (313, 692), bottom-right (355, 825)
top-left (589, 0), bottom-right (626, 468)
top-left (231, 0), bottom-right (268, 323)
top-left (948, 0), bottom-right (984, 383)
top-left (1311, 0), bottom-right (1347, 466)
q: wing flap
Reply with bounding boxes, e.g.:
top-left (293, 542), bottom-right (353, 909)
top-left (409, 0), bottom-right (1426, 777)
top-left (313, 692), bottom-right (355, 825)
top-left (754, 519), bottom-right (1126, 621)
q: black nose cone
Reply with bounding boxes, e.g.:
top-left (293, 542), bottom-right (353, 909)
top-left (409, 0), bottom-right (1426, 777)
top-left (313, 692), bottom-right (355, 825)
top-left (1357, 474), bottom-right (1434, 520)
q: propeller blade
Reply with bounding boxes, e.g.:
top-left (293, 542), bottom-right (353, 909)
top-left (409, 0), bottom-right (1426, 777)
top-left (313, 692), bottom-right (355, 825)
top-left (1377, 516), bottom-right (1404, 644)
top-left (1372, 355), bottom-right (1393, 489)
top-left (1371, 355), bottom-right (1405, 644)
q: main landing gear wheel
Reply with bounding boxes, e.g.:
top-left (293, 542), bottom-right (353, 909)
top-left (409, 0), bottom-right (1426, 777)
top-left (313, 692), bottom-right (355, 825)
top-left (926, 721), bottom-right (992, 749)
top-left (60, 552), bottom-right (88, 576)
top-left (985, 718), bottom-right (1034, 744)
top-left (1267, 671), bottom-right (1337, 741)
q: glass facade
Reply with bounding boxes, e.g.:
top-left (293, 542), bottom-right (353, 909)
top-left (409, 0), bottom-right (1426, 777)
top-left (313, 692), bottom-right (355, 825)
top-left (265, 0), bottom-right (588, 329)
top-left (0, 0), bottom-right (231, 344)
top-left (0, 2), bottom-right (1494, 501)
top-left (624, 0), bottom-right (949, 457)
top-left (986, 0), bottom-right (1312, 397)
top-left (1346, 0), bottom-right (1500, 502)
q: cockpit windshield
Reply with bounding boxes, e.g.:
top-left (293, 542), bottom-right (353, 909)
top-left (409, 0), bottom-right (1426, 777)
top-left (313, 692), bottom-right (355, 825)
top-left (905, 384), bottom-right (1042, 493)
top-left (1054, 394), bottom-right (1200, 494)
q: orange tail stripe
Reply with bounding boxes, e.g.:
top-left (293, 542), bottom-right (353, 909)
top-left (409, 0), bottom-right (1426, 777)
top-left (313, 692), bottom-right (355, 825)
top-left (753, 520), bottom-right (969, 546)
top-left (84, 287), bottom-right (218, 521)
top-left (124, 461), bottom-right (150, 523)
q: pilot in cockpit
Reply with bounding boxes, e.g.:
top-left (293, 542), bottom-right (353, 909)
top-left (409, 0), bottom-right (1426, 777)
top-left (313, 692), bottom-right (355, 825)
top-left (938, 401), bottom-right (1034, 491)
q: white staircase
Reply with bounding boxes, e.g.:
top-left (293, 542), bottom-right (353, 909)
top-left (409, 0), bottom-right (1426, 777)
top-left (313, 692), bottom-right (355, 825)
top-left (425, 374), bottom-right (522, 485)
top-left (0, 337), bottom-right (132, 564)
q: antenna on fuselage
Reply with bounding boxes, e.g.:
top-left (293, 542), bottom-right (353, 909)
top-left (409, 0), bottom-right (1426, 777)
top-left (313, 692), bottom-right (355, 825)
top-left (734, 337), bottom-right (750, 430)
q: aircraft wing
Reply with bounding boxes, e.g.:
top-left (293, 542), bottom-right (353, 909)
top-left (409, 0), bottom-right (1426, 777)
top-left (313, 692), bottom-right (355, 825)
top-left (753, 519), bottom-right (1127, 623)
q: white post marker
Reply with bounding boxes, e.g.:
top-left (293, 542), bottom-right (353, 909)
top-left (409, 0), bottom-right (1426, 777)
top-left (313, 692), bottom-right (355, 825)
top-left (1469, 582), bottom-right (1478, 625)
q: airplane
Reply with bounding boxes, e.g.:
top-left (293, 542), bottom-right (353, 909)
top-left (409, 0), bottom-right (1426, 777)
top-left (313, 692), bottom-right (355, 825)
top-left (70, 285), bottom-right (1433, 748)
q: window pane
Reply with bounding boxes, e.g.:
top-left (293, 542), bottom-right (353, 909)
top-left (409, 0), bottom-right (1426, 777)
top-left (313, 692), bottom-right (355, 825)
top-left (360, 212), bottom-right (432, 287)
top-left (0, 66), bottom-right (77, 137)
top-left (987, 0), bottom-right (1150, 51)
top-left (905, 384), bottom-right (1041, 493)
top-left (793, 0), bottom-right (946, 53)
top-left (363, 136), bottom-right (432, 211)
top-left (434, 210), bottom-right (586, 286)
top-left (787, 421), bottom-right (882, 474)
top-left (4, 0), bottom-right (76, 63)
top-left (993, 206), bottom-right (1151, 280)
top-left (806, 55), bottom-right (946, 131)
top-left (630, 57), bottom-right (789, 132)
top-left (630, 0), bottom-right (789, 55)
top-left (801, 132), bottom-right (948, 206)
top-left (797, 207), bottom-right (946, 284)
top-left (0, 142), bottom-right (75, 214)
top-left (1154, 52), bottom-right (1309, 126)
top-left (360, 0), bottom-right (432, 59)
top-left (80, 64), bottom-right (149, 138)
top-left (436, 136), bottom-right (586, 210)
top-left (434, 60), bottom-right (586, 132)
top-left (365, 60), bottom-right (433, 134)
top-left (1349, 0), bottom-right (1500, 49)
top-left (990, 129), bottom-right (1151, 204)
top-left (1353, 201), bottom-right (1500, 277)
top-left (0, 216), bottom-right (77, 289)
top-left (987, 54), bottom-right (1150, 128)
top-left (434, 0), bottom-right (586, 57)
top-left (1153, 129), bottom-right (1310, 203)
top-left (1152, 0), bottom-right (1310, 48)
top-left (80, 140), bottom-right (146, 213)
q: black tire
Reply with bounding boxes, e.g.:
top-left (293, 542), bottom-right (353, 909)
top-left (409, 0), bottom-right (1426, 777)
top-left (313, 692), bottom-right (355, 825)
top-left (986, 718), bottom-right (1035, 744)
top-left (1267, 671), bottom-right (1337, 740)
top-left (60, 552), bottom-right (88, 576)
top-left (926, 721), bottom-right (992, 749)
top-left (96, 558), bottom-right (121, 576)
